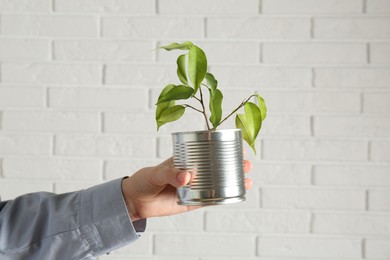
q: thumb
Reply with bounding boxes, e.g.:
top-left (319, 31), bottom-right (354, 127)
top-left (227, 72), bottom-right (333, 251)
top-left (150, 167), bottom-right (191, 188)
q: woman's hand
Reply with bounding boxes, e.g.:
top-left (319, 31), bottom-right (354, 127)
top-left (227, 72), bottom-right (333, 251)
top-left (121, 158), bottom-right (253, 221)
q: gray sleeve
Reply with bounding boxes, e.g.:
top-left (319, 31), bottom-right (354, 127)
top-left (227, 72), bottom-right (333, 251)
top-left (0, 178), bottom-right (146, 260)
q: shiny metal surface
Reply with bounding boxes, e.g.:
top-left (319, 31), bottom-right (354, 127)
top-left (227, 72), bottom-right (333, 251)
top-left (172, 129), bottom-right (246, 206)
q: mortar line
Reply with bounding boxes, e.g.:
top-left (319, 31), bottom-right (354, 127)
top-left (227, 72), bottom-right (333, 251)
top-left (51, 0), bottom-right (55, 12)
top-left (311, 67), bottom-right (316, 88)
top-left (259, 42), bottom-right (263, 63)
top-left (365, 189), bottom-right (369, 211)
top-left (203, 16), bottom-right (207, 39)
top-left (310, 164), bottom-right (315, 185)
top-left (310, 17), bottom-right (314, 39)
top-left (363, 0), bottom-right (367, 13)
top-left (155, 0), bottom-right (159, 15)
top-left (259, 0), bottom-right (262, 14)
top-left (309, 212), bottom-right (315, 233)
top-left (100, 112), bottom-right (105, 133)
top-left (45, 87), bottom-right (50, 108)
top-left (0, 158), bottom-right (3, 178)
top-left (310, 115), bottom-right (315, 137)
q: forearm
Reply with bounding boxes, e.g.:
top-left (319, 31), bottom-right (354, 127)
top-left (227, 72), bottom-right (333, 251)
top-left (0, 178), bottom-right (145, 259)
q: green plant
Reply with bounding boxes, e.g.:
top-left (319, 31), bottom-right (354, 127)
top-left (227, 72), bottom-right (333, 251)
top-left (155, 41), bottom-right (267, 153)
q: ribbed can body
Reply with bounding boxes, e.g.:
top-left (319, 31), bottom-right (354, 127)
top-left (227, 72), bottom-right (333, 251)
top-left (172, 129), bottom-right (245, 205)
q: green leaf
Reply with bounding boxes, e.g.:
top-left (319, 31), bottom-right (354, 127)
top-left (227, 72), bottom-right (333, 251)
top-left (157, 105), bottom-right (185, 130)
top-left (159, 41), bottom-right (193, 51)
top-left (156, 84), bottom-right (176, 127)
top-left (157, 85), bottom-right (194, 104)
top-left (177, 54), bottom-right (188, 85)
top-left (256, 95), bottom-right (267, 121)
top-left (204, 73), bottom-right (218, 93)
top-left (209, 89), bottom-right (223, 129)
top-left (188, 45), bottom-right (207, 94)
top-left (235, 102), bottom-right (262, 154)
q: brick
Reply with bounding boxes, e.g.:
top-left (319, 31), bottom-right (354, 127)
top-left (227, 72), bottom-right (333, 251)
top-left (0, 180), bottom-right (52, 200)
top-left (314, 67), bottom-right (390, 88)
top-left (148, 210), bottom-right (203, 232)
top-left (205, 210), bottom-right (310, 233)
top-left (1, 15), bottom-right (98, 37)
top-left (314, 116), bottom-right (390, 137)
top-left (157, 41), bottom-right (259, 64)
top-left (313, 164), bottom-right (390, 187)
top-left (105, 64), bottom-right (175, 86)
top-left (48, 88), bottom-right (147, 110)
top-left (157, 136), bottom-right (173, 158)
top-left (209, 66), bottom-right (312, 88)
top-left (370, 43), bottom-right (390, 63)
top-left (257, 236), bottom-right (361, 258)
top-left (0, 39), bottom-right (50, 61)
top-left (367, 0), bottom-right (390, 13)
top-left (0, 87), bottom-right (45, 107)
top-left (0, 0), bottom-right (50, 12)
top-left (263, 90), bottom-right (360, 113)
top-left (3, 158), bottom-right (101, 181)
top-left (202, 89), bottom-right (358, 115)
top-left (154, 234), bottom-right (255, 256)
top-left (3, 111), bottom-right (99, 132)
top-left (104, 159), bottom-right (160, 180)
top-left (371, 141), bottom-right (390, 161)
top-left (102, 17), bottom-right (202, 38)
top-left (54, 134), bottom-right (155, 158)
top-left (207, 17), bottom-right (310, 39)
top-left (104, 112), bottom-right (205, 134)
top-left (369, 189), bottom-right (390, 211)
top-left (262, 0), bottom-right (363, 13)
top-left (263, 139), bottom-right (367, 161)
top-left (158, 0), bottom-right (258, 14)
top-left (314, 18), bottom-right (390, 39)
top-left (365, 239), bottom-right (390, 258)
top-left (263, 43), bottom-right (366, 64)
top-left (54, 40), bottom-right (154, 61)
top-left (54, 0), bottom-right (154, 13)
top-left (54, 181), bottom-right (101, 193)
top-left (1, 63), bottom-right (102, 85)
top-left (0, 134), bottom-right (51, 155)
top-left (261, 115), bottom-right (310, 136)
top-left (313, 212), bottom-right (390, 235)
top-left (363, 91), bottom-right (390, 114)
top-left (251, 163), bottom-right (311, 186)
top-left (103, 112), bottom-right (155, 134)
top-left (262, 187), bottom-right (365, 210)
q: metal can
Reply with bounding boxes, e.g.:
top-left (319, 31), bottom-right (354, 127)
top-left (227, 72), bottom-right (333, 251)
top-left (172, 129), bottom-right (245, 206)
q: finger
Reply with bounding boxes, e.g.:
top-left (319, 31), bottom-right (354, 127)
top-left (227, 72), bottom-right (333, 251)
top-left (149, 166), bottom-right (191, 188)
top-left (243, 160), bottom-right (252, 173)
top-left (245, 178), bottom-right (253, 190)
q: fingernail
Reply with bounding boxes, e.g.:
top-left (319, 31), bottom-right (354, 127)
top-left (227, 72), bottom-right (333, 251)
top-left (177, 171), bottom-right (187, 184)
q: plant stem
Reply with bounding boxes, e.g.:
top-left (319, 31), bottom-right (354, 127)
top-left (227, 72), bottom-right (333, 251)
top-left (198, 86), bottom-right (211, 131)
top-left (184, 104), bottom-right (203, 113)
top-left (218, 94), bottom-right (257, 127)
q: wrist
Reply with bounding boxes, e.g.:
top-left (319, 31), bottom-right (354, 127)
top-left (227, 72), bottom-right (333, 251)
top-left (121, 178), bottom-right (141, 222)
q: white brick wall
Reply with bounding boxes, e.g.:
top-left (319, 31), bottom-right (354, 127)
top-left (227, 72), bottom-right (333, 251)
top-left (0, 1), bottom-right (389, 259)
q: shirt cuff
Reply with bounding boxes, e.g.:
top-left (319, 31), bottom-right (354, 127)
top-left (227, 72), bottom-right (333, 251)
top-left (79, 178), bottom-right (146, 256)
